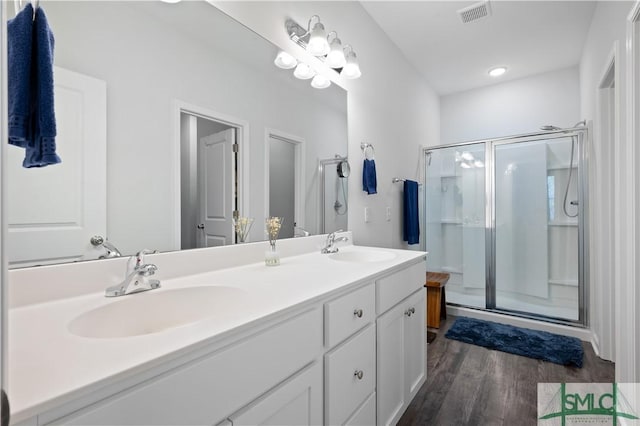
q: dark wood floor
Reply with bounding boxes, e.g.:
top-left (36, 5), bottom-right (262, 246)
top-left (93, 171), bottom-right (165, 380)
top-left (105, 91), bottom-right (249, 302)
top-left (398, 316), bottom-right (615, 426)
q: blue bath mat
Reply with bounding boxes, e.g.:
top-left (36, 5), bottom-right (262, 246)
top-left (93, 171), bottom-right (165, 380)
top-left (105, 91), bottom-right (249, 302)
top-left (445, 316), bottom-right (584, 367)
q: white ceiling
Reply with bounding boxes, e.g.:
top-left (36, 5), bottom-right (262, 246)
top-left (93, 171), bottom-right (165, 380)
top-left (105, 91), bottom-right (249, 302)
top-left (361, 1), bottom-right (597, 95)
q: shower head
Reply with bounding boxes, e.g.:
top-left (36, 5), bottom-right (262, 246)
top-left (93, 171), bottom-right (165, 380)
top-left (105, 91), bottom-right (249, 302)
top-left (540, 125), bottom-right (561, 131)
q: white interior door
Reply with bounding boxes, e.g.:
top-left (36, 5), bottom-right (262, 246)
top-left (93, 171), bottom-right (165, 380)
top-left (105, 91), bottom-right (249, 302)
top-left (7, 67), bottom-right (107, 267)
top-left (198, 128), bottom-right (235, 247)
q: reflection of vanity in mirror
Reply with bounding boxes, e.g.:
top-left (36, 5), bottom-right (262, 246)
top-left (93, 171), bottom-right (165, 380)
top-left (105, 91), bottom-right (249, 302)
top-left (6, 1), bottom-right (348, 267)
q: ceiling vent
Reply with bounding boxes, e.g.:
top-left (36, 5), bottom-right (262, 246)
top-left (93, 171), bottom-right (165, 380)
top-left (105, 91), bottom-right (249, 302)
top-left (458, 1), bottom-right (492, 24)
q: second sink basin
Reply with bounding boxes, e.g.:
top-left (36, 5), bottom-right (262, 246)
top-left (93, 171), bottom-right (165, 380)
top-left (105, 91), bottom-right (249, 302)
top-left (329, 249), bottom-right (397, 263)
top-left (68, 286), bottom-right (246, 339)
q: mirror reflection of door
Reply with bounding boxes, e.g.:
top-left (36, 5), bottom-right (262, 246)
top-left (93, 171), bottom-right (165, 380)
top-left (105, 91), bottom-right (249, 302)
top-left (180, 113), bottom-right (237, 249)
top-left (7, 67), bottom-right (107, 267)
top-left (267, 132), bottom-right (304, 239)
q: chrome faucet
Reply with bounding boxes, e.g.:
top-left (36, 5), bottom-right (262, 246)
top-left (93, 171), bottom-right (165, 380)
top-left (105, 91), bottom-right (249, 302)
top-left (90, 235), bottom-right (122, 259)
top-left (105, 249), bottom-right (160, 297)
top-left (321, 230), bottom-right (349, 254)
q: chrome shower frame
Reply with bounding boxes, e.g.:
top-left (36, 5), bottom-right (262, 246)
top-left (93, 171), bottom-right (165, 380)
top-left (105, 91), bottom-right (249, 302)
top-left (423, 126), bottom-right (589, 327)
top-left (318, 155), bottom-right (348, 234)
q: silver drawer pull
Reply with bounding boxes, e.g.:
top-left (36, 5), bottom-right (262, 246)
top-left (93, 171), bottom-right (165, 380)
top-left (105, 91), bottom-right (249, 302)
top-left (354, 370), bottom-right (364, 380)
top-left (353, 309), bottom-right (363, 318)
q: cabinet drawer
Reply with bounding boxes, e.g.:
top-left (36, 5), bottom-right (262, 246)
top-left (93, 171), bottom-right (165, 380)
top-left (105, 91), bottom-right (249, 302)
top-left (345, 392), bottom-right (375, 426)
top-left (324, 324), bottom-right (375, 426)
top-left (324, 283), bottom-right (375, 348)
top-left (376, 261), bottom-right (424, 315)
top-left (51, 308), bottom-right (323, 425)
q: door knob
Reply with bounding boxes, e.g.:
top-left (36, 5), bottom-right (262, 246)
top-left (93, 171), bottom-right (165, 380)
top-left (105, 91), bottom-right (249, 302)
top-left (354, 370), bottom-right (364, 380)
top-left (90, 235), bottom-right (105, 246)
top-left (353, 309), bottom-right (363, 318)
top-left (197, 224), bottom-right (204, 229)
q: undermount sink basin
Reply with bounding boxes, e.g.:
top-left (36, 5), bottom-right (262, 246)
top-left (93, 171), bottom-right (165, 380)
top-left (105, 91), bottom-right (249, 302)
top-left (329, 249), bottom-right (397, 263)
top-left (68, 286), bottom-right (246, 338)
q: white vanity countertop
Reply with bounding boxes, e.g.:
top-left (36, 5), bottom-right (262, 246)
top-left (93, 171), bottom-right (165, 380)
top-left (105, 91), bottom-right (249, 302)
top-left (8, 243), bottom-right (425, 423)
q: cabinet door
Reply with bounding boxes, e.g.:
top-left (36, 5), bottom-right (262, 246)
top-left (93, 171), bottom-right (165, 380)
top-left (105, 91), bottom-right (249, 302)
top-left (404, 289), bottom-right (426, 401)
top-left (377, 288), bottom-right (427, 426)
top-left (229, 362), bottom-right (322, 426)
top-left (376, 301), bottom-right (406, 426)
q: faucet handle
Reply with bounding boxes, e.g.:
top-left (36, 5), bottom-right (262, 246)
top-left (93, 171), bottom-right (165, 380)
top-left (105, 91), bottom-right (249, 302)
top-left (135, 249), bottom-right (158, 269)
top-left (137, 264), bottom-right (158, 276)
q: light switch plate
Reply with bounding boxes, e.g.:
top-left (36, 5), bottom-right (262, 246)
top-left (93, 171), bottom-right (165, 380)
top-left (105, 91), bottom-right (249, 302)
top-left (364, 207), bottom-right (371, 223)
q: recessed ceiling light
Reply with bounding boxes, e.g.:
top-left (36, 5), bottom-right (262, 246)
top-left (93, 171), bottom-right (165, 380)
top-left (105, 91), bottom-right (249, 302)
top-left (488, 67), bottom-right (507, 77)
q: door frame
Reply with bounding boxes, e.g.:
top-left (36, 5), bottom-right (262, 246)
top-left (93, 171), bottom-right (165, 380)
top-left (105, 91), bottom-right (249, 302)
top-left (264, 128), bottom-right (305, 232)
top-left (593, 43), bottom-right (619, 362)
top-left (172, 100), bottom-right (249, 250)
top-left (624, 0), bottom-right (640, 382)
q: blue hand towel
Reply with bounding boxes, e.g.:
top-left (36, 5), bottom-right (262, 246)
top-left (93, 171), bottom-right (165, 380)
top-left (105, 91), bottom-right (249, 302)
top-left (362, 159), bottom-right (377, 195)
top-left (7, 4), bottom-right (34, 147)
top-left (403, 180), bottom-right (420, 245)
top-left (24, 6), bottom-right (60, 168)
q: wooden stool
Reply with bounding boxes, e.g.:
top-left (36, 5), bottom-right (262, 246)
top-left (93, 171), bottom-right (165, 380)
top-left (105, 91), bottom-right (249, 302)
top-left (425, 272), bottom-right (450, 328)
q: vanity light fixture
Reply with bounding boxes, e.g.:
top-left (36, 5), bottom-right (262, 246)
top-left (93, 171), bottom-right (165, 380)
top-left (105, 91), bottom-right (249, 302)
top-left (342, 45), bottom-right (361, 79)
top-left (488, 66), bottom-right (507, 77)
top-left (325, 32), bottom-right (346, 69)
top-left (274, 51), bottom-right (297, 69)
top-left (285, 17), bottom-right (362, 80)
top-left (307, 15), bottom-right (330, 56)
top-left (293, 62), bottom-right (315, 80)
top-left (311, 74), bottom-right (331, 89)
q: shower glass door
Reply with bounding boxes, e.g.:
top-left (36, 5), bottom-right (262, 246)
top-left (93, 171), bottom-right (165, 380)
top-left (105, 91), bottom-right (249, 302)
top-left (424, 130), bottom-right (585, 325)
top-left (424, 143), bottom-right (486, 309)
top-left (493, 135), bottom-right (580, 320)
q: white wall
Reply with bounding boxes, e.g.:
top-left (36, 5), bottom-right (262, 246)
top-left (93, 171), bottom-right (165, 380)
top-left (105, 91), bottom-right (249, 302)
top-left (212, 1), bottom-right (441, 249)
top-left (579, 0), bottom-right (636, 381)
top-left (440, 67), bottom-right (581, 143)
top-left (40, 1), bottom-right (347, 255)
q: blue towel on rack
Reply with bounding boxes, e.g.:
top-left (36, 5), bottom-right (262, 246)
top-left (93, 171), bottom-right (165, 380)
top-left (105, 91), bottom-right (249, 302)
top-left (7, 4), bottom-right (34, 147)
top-left (403, 180), bottom-right (420, 245)
top-left (24, 6), bottom-right (60, 168)
top-left (362, 159), bottom-right (377, 195)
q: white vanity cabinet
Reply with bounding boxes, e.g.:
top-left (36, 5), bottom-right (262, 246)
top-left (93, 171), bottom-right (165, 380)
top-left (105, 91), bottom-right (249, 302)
top-left (376, 262), bottom-right (427, 426)
top-left (12, 249), bottom-right (427, 426)
top-left (47, 308), bottom-right (323, 425)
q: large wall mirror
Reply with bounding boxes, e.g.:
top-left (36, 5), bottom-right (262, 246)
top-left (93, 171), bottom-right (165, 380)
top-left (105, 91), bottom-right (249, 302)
top-left (6, 1), bottom-right (348, 268)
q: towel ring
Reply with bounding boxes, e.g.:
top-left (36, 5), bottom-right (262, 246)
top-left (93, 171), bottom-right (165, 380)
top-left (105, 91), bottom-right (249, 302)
top-left (360, 142), bottom-right (375, 160)
top-left (14, 0), bottom-right (38, 17)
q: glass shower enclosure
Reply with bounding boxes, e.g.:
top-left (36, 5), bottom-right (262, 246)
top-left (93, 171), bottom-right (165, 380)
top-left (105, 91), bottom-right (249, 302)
top-left (424, 128), bottom-right (587, 325)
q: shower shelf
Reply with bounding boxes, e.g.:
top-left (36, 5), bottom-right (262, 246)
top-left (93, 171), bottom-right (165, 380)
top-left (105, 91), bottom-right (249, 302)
top-left (441, 219), bottom-right (462, 224)
top-left (441, 266), bottom-right (463, 274)
top-left (548, 279), bottom-right (578, 287)
top-left (548, 221), bottom-right (578, 227)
